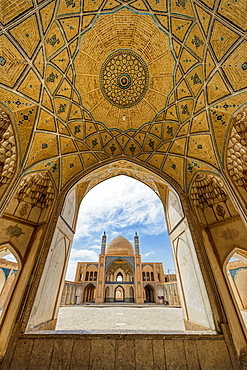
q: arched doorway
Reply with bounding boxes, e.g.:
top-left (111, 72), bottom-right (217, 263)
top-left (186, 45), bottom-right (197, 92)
top-left (115, 286), bottom-right (124, 302)
top-left (105, 286), bottom-right (110, 303)
top-left (129, 286), bottom-right (134, 303)
top-left (144, 285), bottom-right (154, 303)
top-left (84, 284), bottom-right (95, 303)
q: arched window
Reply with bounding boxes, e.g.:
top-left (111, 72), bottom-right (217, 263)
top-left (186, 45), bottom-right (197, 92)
top-left (142, 272), bottom-right (146, 281)
top-left (85, 272), bottom-right (89, 281)
top-left (94, 271), bottom-right (97, 281)
top-left (151, 272), bottom-right (154, 281)
top-left (117, 272), bottom-right (123, 282)
top-left (147, 272), bottom-right (150, 281)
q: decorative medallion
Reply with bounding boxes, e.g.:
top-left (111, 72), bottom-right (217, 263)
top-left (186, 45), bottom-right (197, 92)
top-left (5, 224), bottom-right (25, 238)
top-left (99, 49), bottom-right (149, 109)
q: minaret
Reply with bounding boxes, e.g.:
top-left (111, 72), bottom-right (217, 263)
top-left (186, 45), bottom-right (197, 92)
top-left (134, 232), bottom-right (140, 254)
top-left (101, 231), bottom-right (107, 254)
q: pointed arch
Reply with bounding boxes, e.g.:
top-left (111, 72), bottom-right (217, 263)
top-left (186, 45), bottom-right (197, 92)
top-left (114, 285), bottom-right (124, 302)
top-left (84, 283), bottom-right (96, 303)
top-left (144, 284), bottom-right (155, 303)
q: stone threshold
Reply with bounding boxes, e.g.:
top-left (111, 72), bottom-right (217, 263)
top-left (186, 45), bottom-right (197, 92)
top-left (59, 304), bottom-right (181, 308)
top-left (23, 331), bottom-right (219, 338)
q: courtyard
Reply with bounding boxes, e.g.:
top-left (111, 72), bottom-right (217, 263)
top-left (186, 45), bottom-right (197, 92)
top-left (55, 306), bottom-right (247, 334)
top-left (56, 306), bottom-right (185, 333)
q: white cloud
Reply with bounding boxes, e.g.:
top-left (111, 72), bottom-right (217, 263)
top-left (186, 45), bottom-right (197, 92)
top-left (142, 251), bottom-right (155, 259)
top-left (66, 248), bottom-right (99, 280)
top-left (4, 253), bottom-right (17, 263)
top-left (74, 175), bottom-right (166, 240)
top-left (65, 260), bottom-right (77, 281)
top-left (65, 176), bottom-right (169, 281)
top-left (70, 248), bottom-right (99, 261)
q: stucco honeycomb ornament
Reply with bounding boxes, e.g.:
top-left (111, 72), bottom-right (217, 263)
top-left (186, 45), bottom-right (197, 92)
top-left (99, 49), bottom-right (149, 109)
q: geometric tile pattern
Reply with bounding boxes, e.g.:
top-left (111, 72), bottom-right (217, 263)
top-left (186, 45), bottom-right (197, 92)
top-left (0, 0), bottom-right (247, 193)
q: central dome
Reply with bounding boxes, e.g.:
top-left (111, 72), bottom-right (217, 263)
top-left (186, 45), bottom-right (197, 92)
top-left (106, 236), bottom-right (134, 255)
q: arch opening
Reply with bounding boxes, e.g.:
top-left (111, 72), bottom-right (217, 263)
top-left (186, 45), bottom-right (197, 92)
top-left (0, 245), bottom-right (20, 318)
top-left (144, 284), bottom-right (155, 303)
top-left (84, 284), bottom-right (96, 303)
top-left (25, 162), bottom-right (215, 334)
top-left (224, 249), bottom-right (247, 331)
top-left (115, 286), bottom-right (124, 302)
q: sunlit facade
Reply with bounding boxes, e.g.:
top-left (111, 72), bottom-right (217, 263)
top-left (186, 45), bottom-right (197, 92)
top-left (61, 233), bottom-right (180, 305)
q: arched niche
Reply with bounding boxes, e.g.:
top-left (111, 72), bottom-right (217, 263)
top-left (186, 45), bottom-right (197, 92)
top-left (129, 286), bottom-right (134, 301)
top-left (0, 171), bottom-right (56, 262)
top-left (189, 172), bottom-right (247, 267)
top-left (105, 286), bottom-right (110, 302)
top-left (5, 171), bottom-right (56, 224)
top-left (190, 172), bottom-right (238, 226)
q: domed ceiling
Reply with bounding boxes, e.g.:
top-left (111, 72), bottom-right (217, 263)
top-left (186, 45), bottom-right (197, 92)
top-left (74, 8), bottom-right (174, 130)
top-left (0, 0), bottom-right (246, 192)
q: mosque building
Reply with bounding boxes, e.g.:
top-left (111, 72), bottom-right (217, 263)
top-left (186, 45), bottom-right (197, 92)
top-left (61, 233), bottom-right (180, 305)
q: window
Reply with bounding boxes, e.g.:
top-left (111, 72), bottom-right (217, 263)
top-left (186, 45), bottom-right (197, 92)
top-left (117, 272), bottom-right (123, 282)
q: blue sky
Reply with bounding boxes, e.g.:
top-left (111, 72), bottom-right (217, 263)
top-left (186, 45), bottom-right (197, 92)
top-left (66, 175), bottom-right (175, 280)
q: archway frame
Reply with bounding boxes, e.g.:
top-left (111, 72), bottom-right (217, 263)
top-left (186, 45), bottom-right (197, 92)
top-left (0, 157), bottom-right (237, 357)
top-left (114, 285), bottom-right (125, 302)
top-left (83, 283), bottom-right (96, 303)
top-left (18, 158), bottom-right (220, 319)
top-left (223, 248), bottom-right (247, 335)
top-left (144, 284), bottom-right (155, 303)
top-left (0, 242), bottom-right (21, 323)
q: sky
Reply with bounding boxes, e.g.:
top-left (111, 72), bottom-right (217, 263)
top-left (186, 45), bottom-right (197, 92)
top-left (65, 175), bottom-right (175, 281)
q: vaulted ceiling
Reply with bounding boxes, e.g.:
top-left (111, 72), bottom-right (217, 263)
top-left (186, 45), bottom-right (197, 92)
top-left (0, 0), bottom-right (246, 192)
